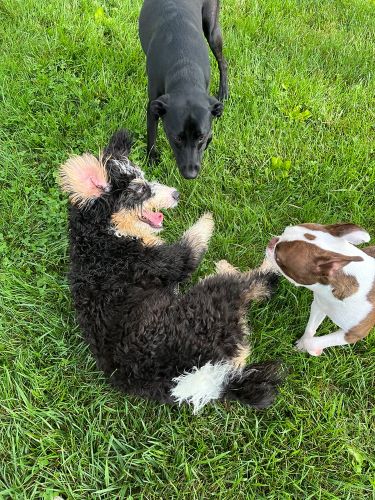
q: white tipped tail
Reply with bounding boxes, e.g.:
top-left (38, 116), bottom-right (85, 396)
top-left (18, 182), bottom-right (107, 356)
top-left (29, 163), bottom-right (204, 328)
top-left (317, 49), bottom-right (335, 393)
top-left (171, 362), bottom-right (239, 414)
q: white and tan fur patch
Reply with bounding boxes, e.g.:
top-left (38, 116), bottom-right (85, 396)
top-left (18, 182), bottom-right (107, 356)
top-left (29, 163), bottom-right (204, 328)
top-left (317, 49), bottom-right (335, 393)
top-left (111, 208), bottom-right (163, 246)
top-left (182, 212), bottom-right (214, 258)
top-left (171, 361), bottom-right (240, 414)
top-left (59, 154), bottom-right (109, 207)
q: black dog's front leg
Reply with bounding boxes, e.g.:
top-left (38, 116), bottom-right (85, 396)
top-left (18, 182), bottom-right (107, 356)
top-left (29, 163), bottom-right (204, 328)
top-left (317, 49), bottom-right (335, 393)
top-left (203, 0), bottom-right (228, 101)
top-left (147, 101), bottom-right (160, 164)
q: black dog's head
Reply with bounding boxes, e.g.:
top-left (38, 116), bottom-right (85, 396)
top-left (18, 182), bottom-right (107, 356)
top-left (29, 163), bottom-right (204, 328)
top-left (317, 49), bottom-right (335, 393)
top-left (151, 93), bottom-right (223, 179)
top-left (59, 130), bottom-right (179, 236)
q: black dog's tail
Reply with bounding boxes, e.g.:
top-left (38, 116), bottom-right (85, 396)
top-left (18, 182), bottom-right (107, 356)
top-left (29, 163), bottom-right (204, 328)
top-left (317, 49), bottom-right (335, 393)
top-left (171, 360), bottom-right (283, 414)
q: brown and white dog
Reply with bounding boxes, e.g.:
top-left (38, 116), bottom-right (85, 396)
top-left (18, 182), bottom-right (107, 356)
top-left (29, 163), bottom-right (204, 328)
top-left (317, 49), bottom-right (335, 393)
top-left (266, 223), bottom-right (375, 356)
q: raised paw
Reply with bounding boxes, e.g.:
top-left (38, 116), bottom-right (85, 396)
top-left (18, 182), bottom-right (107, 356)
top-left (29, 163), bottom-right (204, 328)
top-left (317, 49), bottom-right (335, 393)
top-left (215, 259), bottom-right (239, 275)
top-left (259, 255), bottom-right (280, 273)
top-left (183, 212), bottom-right (214, 253)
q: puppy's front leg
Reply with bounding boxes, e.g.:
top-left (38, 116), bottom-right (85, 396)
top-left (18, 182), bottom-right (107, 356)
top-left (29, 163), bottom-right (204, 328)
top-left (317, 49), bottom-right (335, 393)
top-left (300, 330), bottom-right (349, 356)
top-left (181, 212), bottom-right (214, 261)
top-left (147, 101), bottom-right (159, 164)
top-left (295, 300), bottom-right (326, 353)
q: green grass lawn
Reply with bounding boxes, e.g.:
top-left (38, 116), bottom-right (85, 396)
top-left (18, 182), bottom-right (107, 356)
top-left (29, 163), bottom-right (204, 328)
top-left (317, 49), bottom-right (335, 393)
top-left (1, 0), bottom-right (374, 497)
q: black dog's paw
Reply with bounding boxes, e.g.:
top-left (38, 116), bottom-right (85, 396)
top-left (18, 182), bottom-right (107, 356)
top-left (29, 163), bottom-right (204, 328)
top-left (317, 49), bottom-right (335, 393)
top-left (218, 86), bottom-right (229, 101)
top-left (147, 149), bottom-right (161, 166)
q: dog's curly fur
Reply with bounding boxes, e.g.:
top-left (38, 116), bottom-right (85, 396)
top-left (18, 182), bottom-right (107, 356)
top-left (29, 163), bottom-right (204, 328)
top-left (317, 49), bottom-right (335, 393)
top-left (60, 129), bottom-right (283, 412)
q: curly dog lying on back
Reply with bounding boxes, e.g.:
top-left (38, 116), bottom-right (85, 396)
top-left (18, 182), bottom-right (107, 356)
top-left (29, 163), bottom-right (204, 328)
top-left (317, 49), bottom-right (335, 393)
top-left (59, 130), bottom-right (282, 413)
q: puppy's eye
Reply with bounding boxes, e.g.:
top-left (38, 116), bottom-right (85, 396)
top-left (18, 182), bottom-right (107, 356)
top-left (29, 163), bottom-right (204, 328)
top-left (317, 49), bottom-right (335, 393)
top-left (130, 183), bottom-right (147, 195)
top-left (174, 136), bottom-right (182, 145)
top-left (197, 135), bottom-right (205, 144)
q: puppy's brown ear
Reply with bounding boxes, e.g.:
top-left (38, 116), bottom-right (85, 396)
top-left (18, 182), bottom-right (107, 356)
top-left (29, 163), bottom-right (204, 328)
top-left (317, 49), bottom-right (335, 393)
top-left (314, 253), bottom-right (363, 278)
top-left (324, 223), bottom-right (370, 245)
top-left (59, 153), bottom-right (109, 207)
top-left (150, 94), bottom-right (169, 117)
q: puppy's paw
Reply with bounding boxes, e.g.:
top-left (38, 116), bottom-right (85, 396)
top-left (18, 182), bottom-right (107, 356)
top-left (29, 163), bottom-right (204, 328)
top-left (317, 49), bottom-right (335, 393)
top-left (183, 213), bottom-right (214, 256)
top-left (215, 259), bottom-right (239, 275)
top-left (295, 338), bottom-right (323, 356)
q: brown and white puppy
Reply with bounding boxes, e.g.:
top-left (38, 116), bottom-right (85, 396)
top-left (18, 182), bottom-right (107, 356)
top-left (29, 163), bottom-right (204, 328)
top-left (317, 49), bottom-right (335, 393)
top-left (266, 223), bottom-right (375, 356)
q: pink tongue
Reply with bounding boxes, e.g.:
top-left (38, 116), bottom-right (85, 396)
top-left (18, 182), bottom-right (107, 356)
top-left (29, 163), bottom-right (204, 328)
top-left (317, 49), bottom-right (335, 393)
top-left (143, 210), bottom-right (164, 227)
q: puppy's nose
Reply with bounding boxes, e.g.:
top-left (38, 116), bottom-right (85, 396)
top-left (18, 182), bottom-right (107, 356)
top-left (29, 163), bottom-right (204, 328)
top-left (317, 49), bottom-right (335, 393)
top-left (183, 164), bottom-right (199, 179)
top-left (268, 237), bottom-right (280, 249)
top-left (172, 190), bottom-right (180, 201)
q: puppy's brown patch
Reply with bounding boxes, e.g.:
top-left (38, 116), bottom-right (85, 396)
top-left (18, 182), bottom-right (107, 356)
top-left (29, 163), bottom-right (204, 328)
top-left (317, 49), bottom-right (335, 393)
top-left (59, 154), bottom-right (109, 206)
top-left (304, 233), bottom-right (316, 241)
top-left (300, 223), bottom-right (366, 238)
top-left (345, 280), bottom-right (375, 343)
top-left (330, 272), bottom-right (359, 300)
top-left (275, 241), bottom-right (363, 285)
top-left (112, 209), bottom-right (162, 246)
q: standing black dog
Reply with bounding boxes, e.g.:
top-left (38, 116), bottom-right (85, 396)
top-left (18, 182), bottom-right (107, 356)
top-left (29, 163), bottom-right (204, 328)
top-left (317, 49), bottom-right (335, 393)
top-left (139, 0), bottom-right (228, 179)
top-left (59, 130), bottom-right (283, 413)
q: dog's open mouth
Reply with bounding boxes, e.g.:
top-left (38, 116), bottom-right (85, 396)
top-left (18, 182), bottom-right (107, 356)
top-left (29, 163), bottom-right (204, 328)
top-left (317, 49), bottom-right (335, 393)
top-left (140, 209), bottom-right (164, 229)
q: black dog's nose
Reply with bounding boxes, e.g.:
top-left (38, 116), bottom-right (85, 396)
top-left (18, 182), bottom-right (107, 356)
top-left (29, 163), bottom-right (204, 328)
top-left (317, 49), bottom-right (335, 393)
top-left (182, 165), bottom-right (199, 179)
top-left (172, 190), bottom-right (180, 201)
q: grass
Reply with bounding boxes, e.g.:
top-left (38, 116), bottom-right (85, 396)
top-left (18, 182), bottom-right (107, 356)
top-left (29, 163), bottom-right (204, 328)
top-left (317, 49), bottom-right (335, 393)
top-left (0, 0), bottom-right (374, 497)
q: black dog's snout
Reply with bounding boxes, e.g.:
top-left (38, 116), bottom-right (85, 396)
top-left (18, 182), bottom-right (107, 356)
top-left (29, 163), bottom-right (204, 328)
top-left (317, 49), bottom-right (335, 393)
top-left (172, 190), bottom-right (180, 201)
top-left (182, 164), bottom-right (200, 179)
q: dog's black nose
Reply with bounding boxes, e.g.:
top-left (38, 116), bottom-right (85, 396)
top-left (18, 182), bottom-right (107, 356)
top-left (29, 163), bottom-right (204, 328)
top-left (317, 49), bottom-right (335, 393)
top-left (172, 190), bottom-right (180, 201)
top-left (182, 165), bottom-right (199, 179)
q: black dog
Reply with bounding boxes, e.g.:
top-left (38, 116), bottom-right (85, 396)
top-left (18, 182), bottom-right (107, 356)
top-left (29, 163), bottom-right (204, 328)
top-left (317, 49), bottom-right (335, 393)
top-left (139, 0), bottom-right (228, 179)
top-left (59, 130), bottom-right (282, 413)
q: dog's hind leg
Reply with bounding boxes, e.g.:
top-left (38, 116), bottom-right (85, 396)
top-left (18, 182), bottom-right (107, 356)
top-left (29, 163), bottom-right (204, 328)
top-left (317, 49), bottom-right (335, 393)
top-left (170, 271), bottom-right (282, 413)
top-left (202, 0), bottom-right (228, 100)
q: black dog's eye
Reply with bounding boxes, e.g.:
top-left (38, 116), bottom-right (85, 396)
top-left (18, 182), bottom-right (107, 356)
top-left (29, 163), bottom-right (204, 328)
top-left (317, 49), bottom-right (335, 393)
top-left (197, 134), bottom-right (205, 144)
top-left (174, 136), bottom-right (182, 145)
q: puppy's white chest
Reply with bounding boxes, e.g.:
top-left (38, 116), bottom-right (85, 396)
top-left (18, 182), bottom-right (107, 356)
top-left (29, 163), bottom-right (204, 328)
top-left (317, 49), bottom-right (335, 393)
top-left (313, 285), bottom-right (372, 330)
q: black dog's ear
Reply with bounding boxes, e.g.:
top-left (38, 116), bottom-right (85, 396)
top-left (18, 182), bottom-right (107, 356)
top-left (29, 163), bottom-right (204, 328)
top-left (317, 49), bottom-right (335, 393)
top-left (150, 94), bottom-right (170, 117)
top-left (209, 97), bottom-right (224, 117)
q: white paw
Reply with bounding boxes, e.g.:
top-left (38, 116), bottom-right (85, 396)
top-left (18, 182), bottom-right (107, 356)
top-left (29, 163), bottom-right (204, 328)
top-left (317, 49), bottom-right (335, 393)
top-left (259, 256), bottom-right (279, 273)
top-left (183, 212), bottom-right (214, 253)
top-left (215, 259), bottom-right (239, 275)
top-left (295, 338), bottom-right (323, 356)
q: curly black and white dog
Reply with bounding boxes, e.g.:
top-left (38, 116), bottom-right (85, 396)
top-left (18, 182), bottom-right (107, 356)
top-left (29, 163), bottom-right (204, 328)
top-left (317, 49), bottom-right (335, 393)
top-left (59, 130), bottom-right (282, 413)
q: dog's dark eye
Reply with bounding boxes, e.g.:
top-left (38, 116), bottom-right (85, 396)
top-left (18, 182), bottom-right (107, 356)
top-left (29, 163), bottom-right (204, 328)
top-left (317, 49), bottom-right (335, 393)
top-left (197, 135), bottom-right (205, 144)
top-left (174, 136), bottom-right (182, 145)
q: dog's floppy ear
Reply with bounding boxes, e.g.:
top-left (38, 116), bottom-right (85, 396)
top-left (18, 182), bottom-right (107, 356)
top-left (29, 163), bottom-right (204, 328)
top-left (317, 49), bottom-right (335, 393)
top-left (59, 153), bottom-right (110, 207)
top-left (314, 253), bottom-right (363, 278)
top-left (209, 97), bottom-right (224, 117)
top-left (150, 94), bottom-right (170, 117)
top-left (102, 129), bottom-right (133, 162)
top-left (324, 223), bottom-right (370, 245)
